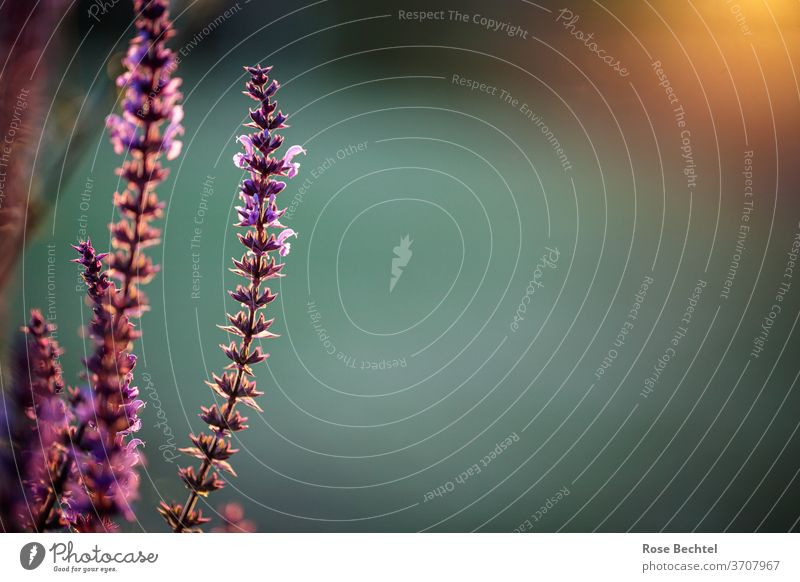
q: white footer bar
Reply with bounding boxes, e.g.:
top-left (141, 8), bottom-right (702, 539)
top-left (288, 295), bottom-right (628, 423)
top-left (1, 533), bottom-right (797, 581)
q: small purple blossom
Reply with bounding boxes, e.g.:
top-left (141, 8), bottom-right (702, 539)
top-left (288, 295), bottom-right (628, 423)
top-left (282, 145), bottom-right (306, 178)
top-left (105, 114), bottom-right (138, 155)
top-left (160, 64), bottom-right (303, 533)
top-left (277, 228), bottom-right (296, 256)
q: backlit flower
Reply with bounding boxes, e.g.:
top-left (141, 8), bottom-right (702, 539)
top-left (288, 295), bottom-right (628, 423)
top-left (161, 64), bottom-right (303, 533)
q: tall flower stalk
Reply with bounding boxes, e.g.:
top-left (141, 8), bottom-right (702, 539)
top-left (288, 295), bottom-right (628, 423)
top-left (28, 0), bottom-right (181, 532)
top-left (159, 65), bottom-right (304, 533)
top-left (29, 241), bottom-right (144, 532)
top-left (58, 240), bottom-right (144, 532)
top-left (106, 0), bottom-right (183, 318)
top-left (22, 313), bottom-right (71, 532)
top-left (0, 311), bottom-right (69, 532)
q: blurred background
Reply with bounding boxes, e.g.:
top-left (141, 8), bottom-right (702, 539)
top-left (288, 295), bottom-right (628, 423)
top-left (2, 0), bottom-right (800, 532)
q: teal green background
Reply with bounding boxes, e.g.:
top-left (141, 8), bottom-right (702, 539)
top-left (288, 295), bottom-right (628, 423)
top-left (8, 0), bottom-right (800, 531)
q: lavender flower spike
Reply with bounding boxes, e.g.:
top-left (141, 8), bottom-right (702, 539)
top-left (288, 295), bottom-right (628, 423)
top-left (28, 241), bottom-right (144, 532)
top-left (160, 65), bottom-right (304, 533)
top-left (106, 0), bottom-right (182, 318)
top-left (62, 240), bottom-right (144, 531)
top-left (0, 311), bottom-right (70, 532)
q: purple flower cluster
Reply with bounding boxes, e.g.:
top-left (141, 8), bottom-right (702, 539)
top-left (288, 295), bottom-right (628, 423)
top-left (14, 0), bottom-right (184, 531)
top-left (0, 311), bottom-right (69, 532)
top-left (0, 3), bottom-right (309, 534)
top-left (61, 240), bottom-right (144, 531)
top-left (105, 0), bottom-right (182, 318)
top-left (0, 0), bottom-right (185, 533)
top-left (159, 65), bottom-right (304, 533)
top-left (9, 241), bottom-right (146, 533)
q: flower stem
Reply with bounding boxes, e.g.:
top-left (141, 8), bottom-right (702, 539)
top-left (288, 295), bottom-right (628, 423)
top-left (33, 423), bottom-right (85, 532)
top-left (175, 241), bottom-right (264, 532)
top-left (121, 122), bottom-right (155, 300)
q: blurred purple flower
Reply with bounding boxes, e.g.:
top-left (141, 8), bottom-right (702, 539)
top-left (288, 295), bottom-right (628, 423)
top-left (212, 503), bottom-right (256, 533)
top-left (0, 311), bottom-right (70, 532)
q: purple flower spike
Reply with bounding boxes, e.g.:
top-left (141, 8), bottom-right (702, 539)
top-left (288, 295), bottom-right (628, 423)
top-left (27, 241), bottom-right (144, 532)
top-left (58, 240), bottom-right (144, 531)
top-left (0, 311), bottom-right (70, 532)
top-left (107, 0), bottom-right (182, 319)
top-left (160, 64), bottom-right (304, 533)
top-left (36, 0), bottom-right (181, 532)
